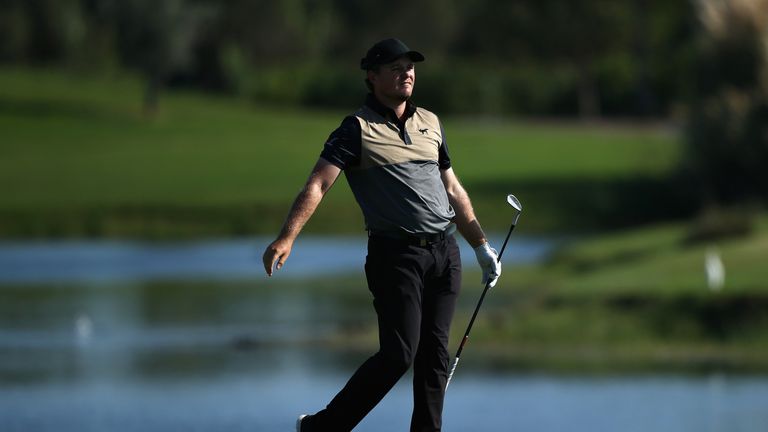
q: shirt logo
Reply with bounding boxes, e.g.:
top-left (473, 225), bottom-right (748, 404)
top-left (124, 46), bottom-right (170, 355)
top-left (418, 128), bottom-right (429, 135)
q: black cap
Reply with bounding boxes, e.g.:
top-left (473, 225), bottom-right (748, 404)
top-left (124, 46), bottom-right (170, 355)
top-left (360, 38), bottom-right (425, 70)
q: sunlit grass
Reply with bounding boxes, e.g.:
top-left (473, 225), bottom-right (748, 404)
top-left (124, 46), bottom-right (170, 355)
top-left (0, 67), bottom-right (681, 212)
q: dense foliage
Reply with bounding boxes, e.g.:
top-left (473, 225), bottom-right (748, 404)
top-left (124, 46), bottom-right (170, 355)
top-left (1, 0), bottom-right (696, 117)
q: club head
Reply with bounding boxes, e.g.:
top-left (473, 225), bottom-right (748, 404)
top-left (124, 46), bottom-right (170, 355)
top-left (506, 194), bottom-right (522, 226)
top-left (506, 194), bottom-right (522, 213)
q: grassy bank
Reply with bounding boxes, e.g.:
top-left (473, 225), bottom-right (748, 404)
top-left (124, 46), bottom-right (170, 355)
top-left (253, 214), bottom-right (767, 372)
top-left (0, 67), bottom-right (686, 238)
top-left (455, 214), bottom-right (768, 371)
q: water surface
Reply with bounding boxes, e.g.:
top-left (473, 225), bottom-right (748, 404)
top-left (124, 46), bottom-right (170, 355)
top-left (1, 239), bottom-right (766, 431)
top-left (2, 342), bottom-right (767, 432)
top-left (0, 234), bottom-right (555, 284)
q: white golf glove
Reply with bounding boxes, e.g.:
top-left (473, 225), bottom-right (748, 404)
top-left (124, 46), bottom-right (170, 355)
top-left (474, 242), bottom-right (502, 288)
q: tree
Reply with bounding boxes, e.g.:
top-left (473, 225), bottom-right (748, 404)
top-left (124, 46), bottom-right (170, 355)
top-left (683, 0), bottom-right (768, 204)
top-left (451, 0), bottom-right (633, 118)
top-left (103, 0), bottom-right (216, 115)
top-left (0, 0), bottom-right (88, 65)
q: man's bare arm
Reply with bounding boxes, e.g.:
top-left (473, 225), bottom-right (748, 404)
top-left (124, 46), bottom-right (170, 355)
top-left (440, 167), bottom-right (487, 248)
top-left (262, 158), bottom-right (342, 276)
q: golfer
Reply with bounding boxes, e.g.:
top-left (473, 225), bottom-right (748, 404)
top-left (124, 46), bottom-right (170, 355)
top-left (262, 38), bottom-right (502, 432)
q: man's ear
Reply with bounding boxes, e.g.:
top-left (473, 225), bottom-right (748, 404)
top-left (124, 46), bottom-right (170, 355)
top-left (367, 69), bottom-right (377, 85)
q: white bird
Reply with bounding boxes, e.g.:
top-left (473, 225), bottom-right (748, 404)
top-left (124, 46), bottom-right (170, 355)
top-left (705, 247), bottom-right (725, 292)
top-left (75, 313), bottom-right (93, 346)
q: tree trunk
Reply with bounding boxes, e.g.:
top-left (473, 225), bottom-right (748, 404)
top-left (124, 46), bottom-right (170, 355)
top-left (143, 74), bottom-right (162, 117)
top-left (632, 0), bottom-right (656, 116)
top-left (576, 60), bottom-right (600, 120)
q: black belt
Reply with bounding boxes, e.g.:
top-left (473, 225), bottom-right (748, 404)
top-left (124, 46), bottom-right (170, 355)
top-left (368, 226), bottom-right (455, 247)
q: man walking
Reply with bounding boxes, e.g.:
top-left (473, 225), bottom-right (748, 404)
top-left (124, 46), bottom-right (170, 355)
top-left (262, 38), bottom-right (502, 432)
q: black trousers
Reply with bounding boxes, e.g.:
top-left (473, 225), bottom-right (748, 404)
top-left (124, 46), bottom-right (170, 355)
top-left (306, 234), bottom-right (462, 432)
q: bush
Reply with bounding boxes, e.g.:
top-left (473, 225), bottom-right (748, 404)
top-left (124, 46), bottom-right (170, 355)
top-left (684, 206), bottom-right (755, 244)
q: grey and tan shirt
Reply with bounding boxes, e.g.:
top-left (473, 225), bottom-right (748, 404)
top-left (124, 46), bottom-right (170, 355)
top-left (320, 94), bottom-right (456, 235)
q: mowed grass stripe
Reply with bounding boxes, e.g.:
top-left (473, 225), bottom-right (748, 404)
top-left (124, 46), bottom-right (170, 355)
top-left (1, 68), bottom-right (680, 212)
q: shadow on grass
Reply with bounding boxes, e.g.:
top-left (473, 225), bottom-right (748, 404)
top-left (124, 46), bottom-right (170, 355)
top-left (467, 175), bottom-right (699, 232)
top-left (0, 176), bottom-right (700, 239)
top-left (0, 97), bottom-right (138, 123)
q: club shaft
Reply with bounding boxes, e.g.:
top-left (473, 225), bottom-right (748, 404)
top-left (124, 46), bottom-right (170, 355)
top-left (496, 223), bottom-right (516, 265)
top-left (446, 222), bottom-right (517, 389)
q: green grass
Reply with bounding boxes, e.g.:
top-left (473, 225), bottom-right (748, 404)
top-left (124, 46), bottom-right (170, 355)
top-left (0, 67), bottom-right (683, 237)
top-left (0, 68), bottom-right (343, 208)
top-left (448, 118), bottom-right (679, 183)
top-left (524, 215), bottom-right (768, 298)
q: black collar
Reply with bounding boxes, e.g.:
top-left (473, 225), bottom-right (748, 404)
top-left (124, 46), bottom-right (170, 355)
top-left (365, 93), bottom-right (417, 123)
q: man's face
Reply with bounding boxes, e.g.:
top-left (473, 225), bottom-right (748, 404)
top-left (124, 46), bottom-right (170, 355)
top-left (368, 57), bottom-right (416, 102)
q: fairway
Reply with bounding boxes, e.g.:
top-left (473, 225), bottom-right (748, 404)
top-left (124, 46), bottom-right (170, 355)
top-left (0, 68), bottom-right (682, 236)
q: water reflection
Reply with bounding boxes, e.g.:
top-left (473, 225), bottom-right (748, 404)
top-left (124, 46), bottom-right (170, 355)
top-left (1, 275), bottom-right (767, 431)
top-left (2, 341), bottom-right (768, 432)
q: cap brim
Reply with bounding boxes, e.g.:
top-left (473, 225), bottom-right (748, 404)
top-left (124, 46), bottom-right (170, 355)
top-left (404, 51), bottom-right (425, 62)
top-left (360, 50), bottom-right (425, 70)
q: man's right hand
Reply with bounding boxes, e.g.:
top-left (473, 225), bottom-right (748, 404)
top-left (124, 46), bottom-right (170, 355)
top-left (263, 238), bottom-right (293, 276)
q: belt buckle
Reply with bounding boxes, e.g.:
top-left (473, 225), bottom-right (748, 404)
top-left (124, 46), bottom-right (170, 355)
top-left (419, 237), bottom-right (427, 247)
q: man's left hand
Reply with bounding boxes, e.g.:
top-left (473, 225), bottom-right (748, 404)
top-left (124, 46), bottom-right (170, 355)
top-left (474, 242), bottom-right (502, 288)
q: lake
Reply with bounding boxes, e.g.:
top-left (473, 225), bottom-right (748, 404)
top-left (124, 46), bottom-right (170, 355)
top-left (0, 234), bottom-right (555, 283)
top-left (1, 237), bottom-right (767, 431)
top-left (2, 341), bottom-right (767, 431)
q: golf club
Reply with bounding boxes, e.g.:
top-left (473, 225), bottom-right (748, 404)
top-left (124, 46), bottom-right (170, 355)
top-left (445, 194), bottom-right (522, 389)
